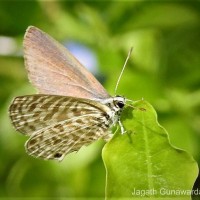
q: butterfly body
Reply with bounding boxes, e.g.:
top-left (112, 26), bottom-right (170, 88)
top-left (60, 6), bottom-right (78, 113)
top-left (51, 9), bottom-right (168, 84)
top-left (9, 26), bottom-right (127, 161)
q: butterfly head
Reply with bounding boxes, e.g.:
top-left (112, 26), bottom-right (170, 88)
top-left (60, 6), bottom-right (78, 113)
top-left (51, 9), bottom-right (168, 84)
top-left (113, 95), bottom-right (126, 109)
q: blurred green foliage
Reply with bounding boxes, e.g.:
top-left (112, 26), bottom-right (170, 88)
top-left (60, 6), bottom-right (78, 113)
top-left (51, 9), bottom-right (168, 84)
top-left (0, 1), bottom-right (200, 199)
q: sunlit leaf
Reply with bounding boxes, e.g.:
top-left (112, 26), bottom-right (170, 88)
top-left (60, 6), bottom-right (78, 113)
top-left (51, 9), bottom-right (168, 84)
top-left (102, 100), bottom-right (198, 199)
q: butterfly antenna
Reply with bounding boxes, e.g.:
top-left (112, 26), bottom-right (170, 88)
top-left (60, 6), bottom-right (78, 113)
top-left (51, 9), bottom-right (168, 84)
top-left (114, 47), bottom-right (133, 95)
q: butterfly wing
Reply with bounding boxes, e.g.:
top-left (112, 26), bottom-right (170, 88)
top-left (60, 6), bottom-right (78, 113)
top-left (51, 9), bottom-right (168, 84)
top-left (24, 26), bottom-right (110, 100)
top-left (26, 114), bottom-right (110, 161)
top-left (9, 95), bottom-right (112, 160)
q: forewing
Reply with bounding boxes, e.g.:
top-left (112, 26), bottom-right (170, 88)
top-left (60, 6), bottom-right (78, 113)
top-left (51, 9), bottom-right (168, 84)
top-left (26, 113), bottom-right (110, 161)
top-left (9, 94), bottom-right (109, 136)
top-left (24, 26), bottom-right (110, 99)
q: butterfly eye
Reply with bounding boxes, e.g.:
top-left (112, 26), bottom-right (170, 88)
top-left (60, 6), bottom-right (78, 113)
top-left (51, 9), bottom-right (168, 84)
top-left (117, 101), bottom-right (125, 108)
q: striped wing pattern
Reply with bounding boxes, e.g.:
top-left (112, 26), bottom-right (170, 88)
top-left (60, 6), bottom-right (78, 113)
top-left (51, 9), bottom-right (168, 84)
top-left (9, 95), bottom-right (111, 161)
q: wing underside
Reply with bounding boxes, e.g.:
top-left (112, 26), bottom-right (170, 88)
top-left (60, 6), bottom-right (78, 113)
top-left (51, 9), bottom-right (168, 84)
top-left (9, 94), bottom-right (112, 160)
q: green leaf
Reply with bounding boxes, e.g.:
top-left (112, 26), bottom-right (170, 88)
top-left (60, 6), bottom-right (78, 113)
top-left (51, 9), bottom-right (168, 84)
top-left (102, 100), bottom-right (198, 199)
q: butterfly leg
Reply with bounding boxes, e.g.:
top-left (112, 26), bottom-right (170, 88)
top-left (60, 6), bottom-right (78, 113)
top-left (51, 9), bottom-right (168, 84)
top-left (118, 120), bottom-right (126, 134)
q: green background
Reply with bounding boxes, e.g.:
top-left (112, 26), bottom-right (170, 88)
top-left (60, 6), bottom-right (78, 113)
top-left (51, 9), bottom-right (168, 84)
top-left (0, 1), bottom-right (200, 199)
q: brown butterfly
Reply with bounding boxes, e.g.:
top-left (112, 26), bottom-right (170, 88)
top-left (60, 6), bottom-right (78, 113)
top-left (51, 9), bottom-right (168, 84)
top-left (9, 26), bottom-right (132, 161)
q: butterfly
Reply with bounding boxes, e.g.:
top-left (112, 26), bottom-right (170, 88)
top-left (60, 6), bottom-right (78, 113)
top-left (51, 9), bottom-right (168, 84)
top-left (9, 26), bottom-right (132, 161)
